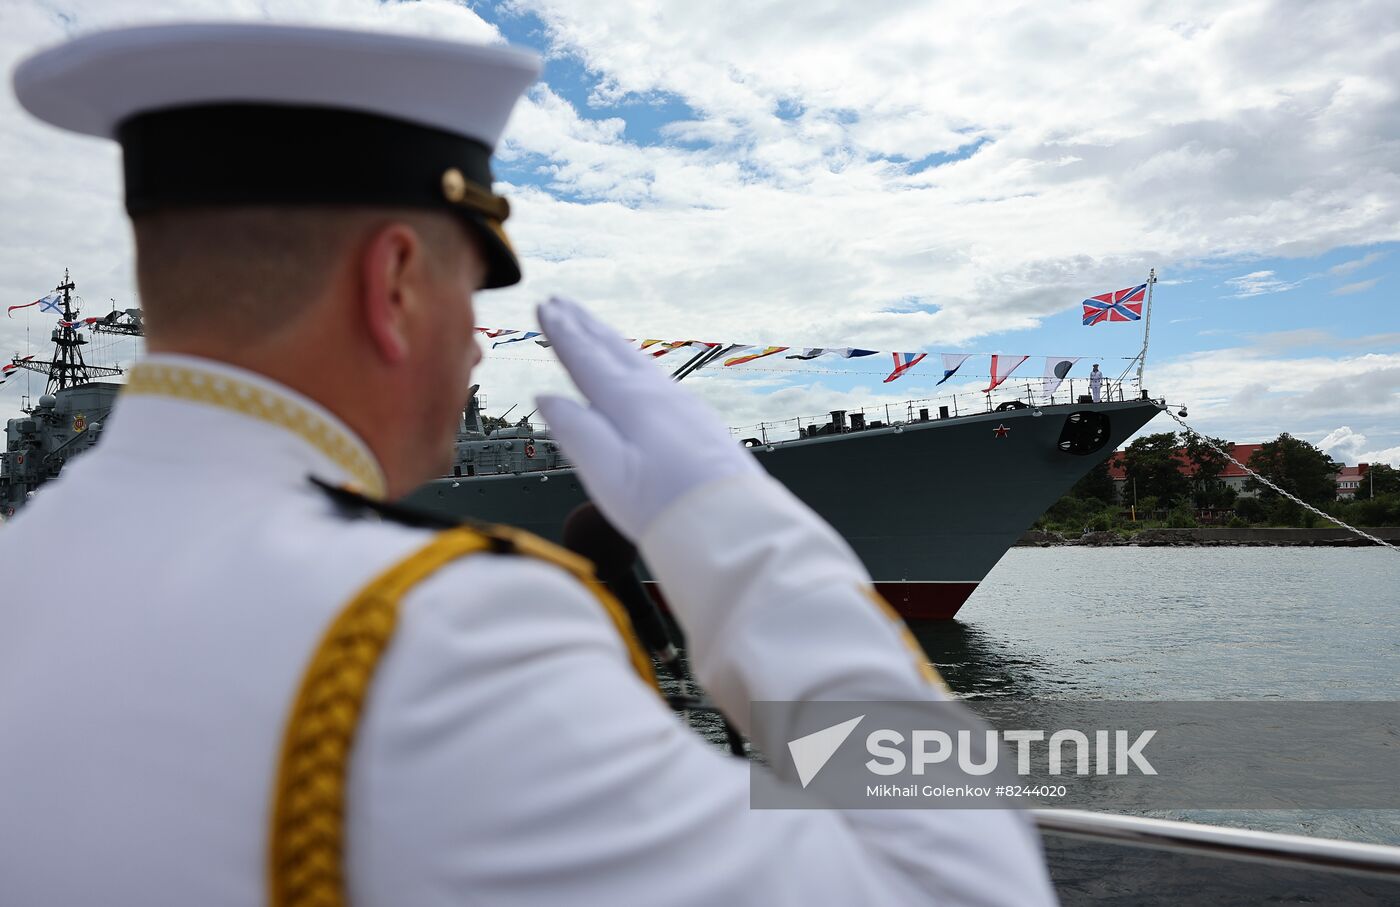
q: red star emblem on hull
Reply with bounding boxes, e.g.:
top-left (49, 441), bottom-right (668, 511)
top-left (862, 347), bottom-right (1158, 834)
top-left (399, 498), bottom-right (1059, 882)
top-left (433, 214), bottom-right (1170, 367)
top-left (993, 423), bottom-right (1010, 438)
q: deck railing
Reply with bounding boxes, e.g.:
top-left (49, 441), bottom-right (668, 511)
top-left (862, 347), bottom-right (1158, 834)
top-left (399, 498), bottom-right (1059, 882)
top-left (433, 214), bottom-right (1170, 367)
top-left (728, 378), bottom-right (1140, 443)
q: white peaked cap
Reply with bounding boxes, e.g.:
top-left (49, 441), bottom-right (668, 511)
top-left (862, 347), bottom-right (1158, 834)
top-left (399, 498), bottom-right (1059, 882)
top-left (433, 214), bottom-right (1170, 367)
top-left (11, 23), bottom-right (542, 288)
top-left (12, 22), bottom-right (541, 149)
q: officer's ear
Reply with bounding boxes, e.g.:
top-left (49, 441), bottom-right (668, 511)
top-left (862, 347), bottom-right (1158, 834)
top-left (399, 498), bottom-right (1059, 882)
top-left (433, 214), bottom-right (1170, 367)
top-left (358, 221), bottom-right (426, 366)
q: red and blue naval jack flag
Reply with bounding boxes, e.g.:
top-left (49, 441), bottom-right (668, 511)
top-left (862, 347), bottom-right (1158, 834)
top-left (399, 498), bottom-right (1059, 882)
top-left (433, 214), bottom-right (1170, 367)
top-left (1082, 284), bottom-right (1146, 326)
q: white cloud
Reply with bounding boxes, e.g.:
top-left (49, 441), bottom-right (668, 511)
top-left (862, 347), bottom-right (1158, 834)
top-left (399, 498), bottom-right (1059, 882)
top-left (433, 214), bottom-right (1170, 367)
top-left (1242, 328), bottom-right (1334, 351)
top-left (1329, 250), bottom-right (1386, 277)
top-left (1331, 278), bottom-right (1379, 295)
top-left (1146, 344), bottom-right (1400, 458)
top-left (484, 0), bottom-right (1400, 346)
top-left (1223, 270), bottom-right (1302, 298)
top-left (1317, 426), bottom-right (1400, 467)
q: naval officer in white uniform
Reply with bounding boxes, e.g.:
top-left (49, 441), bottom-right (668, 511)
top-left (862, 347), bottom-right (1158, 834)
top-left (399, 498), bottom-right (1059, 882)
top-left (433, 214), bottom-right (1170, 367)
top-left (0, 23), bottom-right (1055, 907)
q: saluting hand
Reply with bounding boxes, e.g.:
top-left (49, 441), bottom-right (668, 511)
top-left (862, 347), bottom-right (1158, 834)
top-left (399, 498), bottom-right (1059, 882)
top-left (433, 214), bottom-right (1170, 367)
top-left (535, 296), bottom-right (761, 541)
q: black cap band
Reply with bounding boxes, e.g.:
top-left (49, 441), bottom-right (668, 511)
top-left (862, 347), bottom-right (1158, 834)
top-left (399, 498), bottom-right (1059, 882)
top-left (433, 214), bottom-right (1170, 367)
top-left (118, 104), bottom-right (521, 287)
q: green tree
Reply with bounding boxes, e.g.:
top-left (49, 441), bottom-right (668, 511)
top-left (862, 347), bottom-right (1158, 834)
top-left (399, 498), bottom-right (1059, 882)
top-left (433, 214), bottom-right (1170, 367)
top-left (1340, 493), bottom-right (1400, 526)
top-left (1166, 503), bottom-right (1198, 528)
top-left (1268, 497), bottom-right (1305, 527)
top-left (1362, 463), bottom-right (1400, 498)
top-left (1122, 432), bottom-right (1191, 506)
top-left (1234, 495), bottom-right (1267, 523)
top-left (1042, 495), bottom-right (1095, 529)
top-left (1070, 459), bottom-right (1117, 506)
top-left (1198, 482), bottom-right (1238, 509)
top-left (1246, 433), bottom-right (1341, 507)
top-left (1182, 434), bottom-right (1236, 507)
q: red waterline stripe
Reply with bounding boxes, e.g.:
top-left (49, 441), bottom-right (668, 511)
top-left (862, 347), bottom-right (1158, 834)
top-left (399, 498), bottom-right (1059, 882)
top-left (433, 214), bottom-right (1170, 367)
top-left (873, 581), bottom-right (978, 621)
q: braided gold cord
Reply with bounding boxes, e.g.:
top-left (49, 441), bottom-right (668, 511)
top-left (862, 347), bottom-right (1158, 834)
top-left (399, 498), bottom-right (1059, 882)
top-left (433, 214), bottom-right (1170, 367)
top-left (125, 362), bottom-right (386, 498)
top-left (269, 524), bottom-right (658, 907)
top-left (269, 528), bottom-right (490, 907)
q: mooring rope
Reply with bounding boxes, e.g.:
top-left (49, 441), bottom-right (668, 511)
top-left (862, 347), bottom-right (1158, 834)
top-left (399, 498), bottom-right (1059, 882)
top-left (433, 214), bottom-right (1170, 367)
top-left (1163, 408), bottom-right (1398, 553)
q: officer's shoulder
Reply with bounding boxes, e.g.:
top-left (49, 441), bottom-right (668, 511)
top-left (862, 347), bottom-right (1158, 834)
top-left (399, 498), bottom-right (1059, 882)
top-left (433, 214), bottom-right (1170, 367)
top-left (310, 477), bottom-right (595, 579)
top-left (310, 478), bottom-right (621, 650)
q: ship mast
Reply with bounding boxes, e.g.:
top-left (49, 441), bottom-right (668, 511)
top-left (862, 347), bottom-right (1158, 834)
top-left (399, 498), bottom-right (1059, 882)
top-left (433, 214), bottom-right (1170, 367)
top-left (1135, 267), bottom-right (1157, 390)
top-left (7, 270), bottom-right (123, 396)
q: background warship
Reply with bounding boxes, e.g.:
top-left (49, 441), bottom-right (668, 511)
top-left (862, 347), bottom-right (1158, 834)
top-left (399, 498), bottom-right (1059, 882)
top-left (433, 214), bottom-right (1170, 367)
top-left (2, 274), bottom-right (1164, 618)
top-left (0, 272), bottom-right (139, 516)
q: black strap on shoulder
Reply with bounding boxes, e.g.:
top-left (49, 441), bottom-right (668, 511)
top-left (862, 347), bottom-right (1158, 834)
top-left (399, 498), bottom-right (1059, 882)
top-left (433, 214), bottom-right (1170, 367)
top-left (309, 476), bottom-right (515, 553)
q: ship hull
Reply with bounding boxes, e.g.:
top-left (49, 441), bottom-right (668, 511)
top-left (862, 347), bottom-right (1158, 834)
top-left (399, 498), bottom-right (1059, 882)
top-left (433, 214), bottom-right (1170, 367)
top-left (406, 399), bottom-right (1163, 619)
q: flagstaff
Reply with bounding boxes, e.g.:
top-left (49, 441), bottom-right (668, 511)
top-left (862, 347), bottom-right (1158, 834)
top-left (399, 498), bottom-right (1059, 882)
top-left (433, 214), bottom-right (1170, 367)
top-left (1136, 267), bottom-right (1157, 391)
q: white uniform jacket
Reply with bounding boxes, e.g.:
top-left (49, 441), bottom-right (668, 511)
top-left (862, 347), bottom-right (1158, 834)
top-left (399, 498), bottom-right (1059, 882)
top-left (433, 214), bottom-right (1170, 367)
top-left (0, 354), bottom-right (1055, 905)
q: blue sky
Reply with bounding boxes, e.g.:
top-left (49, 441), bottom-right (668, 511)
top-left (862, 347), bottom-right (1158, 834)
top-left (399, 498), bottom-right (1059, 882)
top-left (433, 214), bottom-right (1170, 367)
top-left (1, 0), bottom-right (1397, 462)
top-left (487, 0), bottom-right (1398, 367)
top-left (469, 0), bottom-right (1400, 463)
top-left (488, 7), bottom-right (696, 154)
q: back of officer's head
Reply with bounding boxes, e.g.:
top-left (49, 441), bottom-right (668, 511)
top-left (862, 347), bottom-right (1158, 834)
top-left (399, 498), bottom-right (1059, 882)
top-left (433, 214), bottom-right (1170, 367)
top-left (132, 205), bottom-right (488, 496)
top-left (13, 23), bottom-right (541, 497)
top-left (132, 206), bottom-right (469, 340)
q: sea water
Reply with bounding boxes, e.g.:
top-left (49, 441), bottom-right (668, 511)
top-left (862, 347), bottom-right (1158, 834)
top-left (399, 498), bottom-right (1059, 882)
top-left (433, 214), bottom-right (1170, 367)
top-left (918, 547), bottom-right (1400, 701)
top-left (911, 546), bottom-right (1400, 846)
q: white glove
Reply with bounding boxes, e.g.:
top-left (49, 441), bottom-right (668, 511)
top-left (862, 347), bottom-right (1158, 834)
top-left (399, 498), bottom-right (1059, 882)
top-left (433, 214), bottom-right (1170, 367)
top-left (534, 297), bottom-right (762, 540)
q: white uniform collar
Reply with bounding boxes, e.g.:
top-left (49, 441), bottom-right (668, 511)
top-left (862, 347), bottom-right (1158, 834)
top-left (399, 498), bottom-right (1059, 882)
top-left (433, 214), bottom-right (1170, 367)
top-left (114, 354), bottom-right (387, 498)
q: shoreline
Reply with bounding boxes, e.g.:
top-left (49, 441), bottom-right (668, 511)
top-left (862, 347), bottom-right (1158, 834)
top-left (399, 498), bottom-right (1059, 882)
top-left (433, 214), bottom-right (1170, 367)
top-left (1017, 527), bottom-right (1400, 547)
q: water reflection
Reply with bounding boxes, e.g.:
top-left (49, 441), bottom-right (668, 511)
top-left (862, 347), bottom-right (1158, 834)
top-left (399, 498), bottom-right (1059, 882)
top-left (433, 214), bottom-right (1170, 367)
top-left (908, 619), bottom-right (1052, 700)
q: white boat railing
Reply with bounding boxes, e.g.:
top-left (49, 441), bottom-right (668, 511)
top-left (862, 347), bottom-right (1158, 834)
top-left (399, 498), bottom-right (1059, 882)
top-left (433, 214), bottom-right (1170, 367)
top-left (1035, 809), bottom-right (1400, 880)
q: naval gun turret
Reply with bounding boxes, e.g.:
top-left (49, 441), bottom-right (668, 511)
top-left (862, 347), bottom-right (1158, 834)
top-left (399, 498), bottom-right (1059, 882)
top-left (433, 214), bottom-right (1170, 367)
top-left (449, 384), bottom-right (567, 478)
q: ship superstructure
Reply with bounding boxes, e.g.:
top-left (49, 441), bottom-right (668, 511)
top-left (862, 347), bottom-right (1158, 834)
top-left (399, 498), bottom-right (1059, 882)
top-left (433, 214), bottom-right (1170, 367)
top-left (449, 384), bottom-right (568, 477)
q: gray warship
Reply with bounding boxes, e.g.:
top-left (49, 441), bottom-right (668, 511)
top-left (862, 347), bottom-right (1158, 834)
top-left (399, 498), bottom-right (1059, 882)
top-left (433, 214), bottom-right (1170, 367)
top-left (2, 275), bottom-right (1163, 618)
top-left (411, 387), bottom-right (1163, 619)
top-left (0, 272), bottom-right (138, 516)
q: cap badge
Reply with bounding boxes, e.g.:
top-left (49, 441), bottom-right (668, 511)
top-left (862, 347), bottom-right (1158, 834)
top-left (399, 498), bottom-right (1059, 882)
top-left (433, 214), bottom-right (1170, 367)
top-left (441, 167), bottom-right (511, 222)
top-left (442, 167), bottom-right (468, 203)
